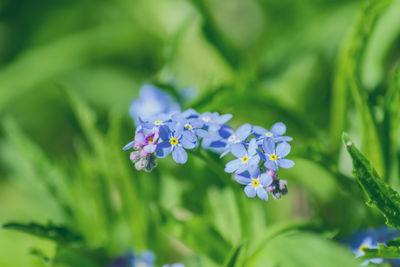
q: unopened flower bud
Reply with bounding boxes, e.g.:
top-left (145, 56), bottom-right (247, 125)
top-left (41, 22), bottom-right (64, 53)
top-left (135, 158), bottom-right (147, 170)
top-left (267, 169), bottom-right (277, 179)
top-left (130, 151), bottom-right (141, 162)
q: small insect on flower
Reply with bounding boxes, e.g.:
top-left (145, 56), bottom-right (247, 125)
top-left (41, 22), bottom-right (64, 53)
top-left (262, 138), bottom-right (294, 171)
top-left (235, 166), bottom-right (273, 200)
top-left (224, 138), bottom-right (260, 174)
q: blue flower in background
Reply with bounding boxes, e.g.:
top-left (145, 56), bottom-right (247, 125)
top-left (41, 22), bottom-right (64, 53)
top-left (235, 166), bottom-right (273, 200)
top-left (220, 124), bottom-right (252, 157)
top-left (109, 251), bottom-right (135, 267)
top-left (134, 251), bottom-right (156, 267)
top-left (262, 138), bottom-right (294, 171)
top-left (109, 251), bottom-right (155, 267)
top-left (343, 227), bottom-right (400, 266)
top-left (224, 138), bottom-right (260, 173)
top-left (161, 264), bottom-right (185, 267)
top-left (129, 84), bottom-right (181, 125)
top-left (156, 124), bottom-right (196, 164)
top-left (253, 122), bottom-right (292, 143)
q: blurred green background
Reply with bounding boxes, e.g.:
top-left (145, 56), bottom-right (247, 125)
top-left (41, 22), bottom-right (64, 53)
top-left (1, 0), bottom-right (400, 266)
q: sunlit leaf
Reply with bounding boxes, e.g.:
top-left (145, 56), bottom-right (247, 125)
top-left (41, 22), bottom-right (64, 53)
top-left (343, 133), bottom-right (400, 227)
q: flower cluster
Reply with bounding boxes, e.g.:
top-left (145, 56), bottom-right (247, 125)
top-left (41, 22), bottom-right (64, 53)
top-left (124, 105), bottom-right (294, 201)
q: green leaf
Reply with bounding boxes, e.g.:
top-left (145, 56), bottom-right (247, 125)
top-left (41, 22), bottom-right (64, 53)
top-left (255, 231), bottom-right (360, 267)
top-left (2, 222), bottom-right (84, 245)
top-left (159, 207), bottom-right (232, 265)
top-left (223, 242), bottom-right (246, 267)
top-left (189, 0), bottom-right (239, 69)
top-left (361, 243), bottom-right (400, 260)
top-left (53, 246), bottom-right (108, 267)
top-left (343, 133), bottom-right (400, 227)
top-left (387, 238), bottom-right (400, 247)
top-left (30, 248), bottom-right (52, 265)
top-left (246, 221), bottom-right (316, 266)
top-left (330, 0), bottom-right (393, 175)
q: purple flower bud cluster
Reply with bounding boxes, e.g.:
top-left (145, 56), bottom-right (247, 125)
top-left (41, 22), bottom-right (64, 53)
top-left (124, 84), bottom-right (294, 201)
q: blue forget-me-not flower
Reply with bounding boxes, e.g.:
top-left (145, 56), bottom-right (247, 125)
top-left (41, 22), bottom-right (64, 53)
top-left (124, 85), bottom-right (295, 201)
top-left (129, 84), bottom-right (180, 125)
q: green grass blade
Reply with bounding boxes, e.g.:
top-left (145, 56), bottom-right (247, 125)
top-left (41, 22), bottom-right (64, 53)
top-left (2, 222), bottom-right (84, 245)
top-left (330, 0), bottom-right (393, 175)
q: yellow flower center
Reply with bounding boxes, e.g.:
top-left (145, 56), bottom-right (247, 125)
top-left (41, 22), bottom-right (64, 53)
top-left (155, 120), bottom-right (163, 125)
top-left (169, 137), bottom-right (179, 146)
top-left (185, 123), bottom-right (193, 130)
top-left (359, 245), bottom-right (369, 252)
top-left (266, 132), bottom-right (273, 137)
top-left (269, 154), bottom-right (278, 161)
top-left (228, 135), bottom-right (236, 142)
top-left (148, 137), bottom-right (154, 143)
top-left (234, 139), bottom-right (241, 144)
top-left (242, 156), bottom-right (249, 162)
top-left (252, 178), bottom-right (260, 187)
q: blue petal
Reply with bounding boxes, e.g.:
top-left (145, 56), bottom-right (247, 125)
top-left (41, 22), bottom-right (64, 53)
top-left (235, 124), bottom-right (252, 140)
top-left (209, 140), bottom-right (226, 148)
top-left (172, 123), bottom-right (183, 137)
top-left (244, 185), bottom-right (256, 198)
top-left (182, 130), bottom-right (197, 142)
top-left (159, 125), bottom-right (170, 140)
top-left (274, 136), bottom-right (293, 142)
top-left (235, 174), bottom-right (251, 185)
top-left (248, 138), bottom-right (258, 156)
top-left (276, 142), bottom-right (291, 158)
top-left (278, 159), bottom-right (295, 168)
top-left (264, 160), bottom-right (278, 171)
top-left (156, 141), bottom-right (172, 158)
top-left (190, 118), bottom-right (204, 128)
top-left (259, 173), bottom-right (273, 186)
top-left (256, 149), bottom-right (266, 161)
top-left (248, 165), bottom-right (259, 178)
top-left (224, 158), bottom-right (241, 173)
top-left (235, 163), bottom-right (249, 174)
top-left (248, 155), bottom-right (260, 166)
top-left (253, 126), bottom-right (267, 136)
top-left (231, 143), bottom-right (247, 158)
top-left (262, 138), bottom-right (275, 154)
top-left (195, 129), bottom-right (210, 138)
top-left (181, 137), bottom-right (196, 149)
top-left (219, 126), bottom-right (233, 138)
top-left (256, 187), bottom-right (269, 201)
top-left (215, 114), bottom-right (233, 124)
top-left (123, 141), bottom-right (135, 150)
top-left (271, 122), bottom-right (286, 136)
top-left (172, 146), bottom-right (187, 164)
top-left (182, 109), bottom-right (199, 118)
